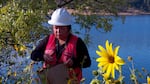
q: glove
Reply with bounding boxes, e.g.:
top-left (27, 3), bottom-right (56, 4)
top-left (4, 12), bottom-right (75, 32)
top-left (44, 50), bottom-right (54, 62)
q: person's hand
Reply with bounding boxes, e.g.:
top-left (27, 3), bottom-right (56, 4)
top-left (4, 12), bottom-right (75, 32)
top-left (44, 50), bottom-right (55, 62)
top-left (43, 54), bottom-right (53, 62)
top-left (64, 58), bottom-right (73, 67)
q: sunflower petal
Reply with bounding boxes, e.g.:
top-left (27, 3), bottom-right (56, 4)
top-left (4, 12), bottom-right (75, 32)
top-left (103, 73), bottom-right (109, 80)
top-left (96, 50), bottom-right (108, 57)
top-left (114, 63), bottom-right (119, 70)
top-left (111, 64), bottom-right (115, 78)
top-left (97, 62), bottom-right (108, 67)
top-left (102, 64), bottom-right (109, 72)
top-left (109, 43), bottom-right (114, 56)
top-left (114, 46), bottom-right (120, 56)
top-left (96, 57), bottom-right (108, 62)
top-left (115, 56), bottom-right (125, 65)
top-left (98, 45), bottom-right (107, 53)
top-left (98, 61), bottom-right (108, 67)
top-left (106, 64), bottom-right (112, 78)
top-left (96, 50), bottom-right (101, 57)
top-left (106, 40), bottom-right (110, 53)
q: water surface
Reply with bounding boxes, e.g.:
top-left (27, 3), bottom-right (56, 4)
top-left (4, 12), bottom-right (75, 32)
top-left (73, 15), bottom-right (150, 83)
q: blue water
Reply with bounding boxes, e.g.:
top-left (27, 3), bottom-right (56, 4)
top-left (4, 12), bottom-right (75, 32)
top-left (72, 15), bottom-right (150, 84)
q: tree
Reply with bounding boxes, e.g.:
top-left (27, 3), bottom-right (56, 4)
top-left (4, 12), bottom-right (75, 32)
top-left (127, 0), bottom-right (150, 11)
top-left (0, 0), bottom-right (53, 51)
top-left (0, 0), bottom-right (127, 51)
top-left (0, 0), bottom-right (128, 83)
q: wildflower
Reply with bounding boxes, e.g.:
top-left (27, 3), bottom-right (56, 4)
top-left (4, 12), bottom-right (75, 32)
top-left (90, 78), bottom-right (100, 84)
top-left (67, 79), bottom-right (72, 84)
top-left (20, 45), bottom-right (27, 51)
top-left (13, 44), bottom-right (26, 51)
top-left (92, 70), bottom-right (99, 76)
top-left (14, 71), bottom-right (17, 77)
top-left (142, 67), bottom-right (147, 73)
top-left (67, 78), bottom-right (78, 84)
top-left (127, 56), bottom-right (133, 61)
top-left (96, 40), bottom-right (125, 78)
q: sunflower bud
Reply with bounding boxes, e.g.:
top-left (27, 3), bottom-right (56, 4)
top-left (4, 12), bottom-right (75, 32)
top-left (127, 56), bottom-right (133, 61)
top-left (92, 70), bottom-right (99, 76)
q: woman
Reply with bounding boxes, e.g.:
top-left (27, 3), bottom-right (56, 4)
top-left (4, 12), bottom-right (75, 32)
top-left (31, 8), bottom-right (91, 84)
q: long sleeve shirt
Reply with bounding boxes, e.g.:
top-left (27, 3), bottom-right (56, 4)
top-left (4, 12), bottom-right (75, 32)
top-left (31, 34), bottom-right (91, 68)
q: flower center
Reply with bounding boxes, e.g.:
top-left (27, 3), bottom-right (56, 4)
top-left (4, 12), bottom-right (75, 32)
top-left (109, 56), bottom-right (114, 63)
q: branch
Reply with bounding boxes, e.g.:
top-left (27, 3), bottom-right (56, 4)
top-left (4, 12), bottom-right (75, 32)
top-left (56, 0), bottom-right (73, 8)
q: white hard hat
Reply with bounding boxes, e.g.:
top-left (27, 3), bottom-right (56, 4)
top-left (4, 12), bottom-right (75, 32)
top-left (48, 8), bottom-right (72, 26)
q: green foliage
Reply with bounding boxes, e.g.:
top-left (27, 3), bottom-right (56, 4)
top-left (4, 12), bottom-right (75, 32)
top-left (0, 0), bottom-right (127, 51)
top-left (128, 0), bottom-right (150, 11)
top-left (0, 0), bottom-right (52, 51)
top-left (68, 0), bottom-right (126, 32)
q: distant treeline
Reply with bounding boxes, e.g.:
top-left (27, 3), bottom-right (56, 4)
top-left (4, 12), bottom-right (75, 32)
top-left (128, 0), bottom-right (150, 11)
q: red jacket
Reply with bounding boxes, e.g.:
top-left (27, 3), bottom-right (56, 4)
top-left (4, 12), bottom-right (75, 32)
top-left (43, 34), bottom-right (82, 81)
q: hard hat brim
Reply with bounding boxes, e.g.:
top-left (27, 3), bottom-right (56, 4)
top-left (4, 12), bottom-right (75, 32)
top-left (48, 20), bottom-right (72, 26)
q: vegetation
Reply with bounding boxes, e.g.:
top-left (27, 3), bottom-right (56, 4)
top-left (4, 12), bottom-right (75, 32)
top-left (0, 0), bottom-right (150, 84)
top-left (0, 0), bottom-right (127, 50)
top-left (128, 0), bottom-right (150, 11)
top-left (90, 40), bottom-right (150, 84)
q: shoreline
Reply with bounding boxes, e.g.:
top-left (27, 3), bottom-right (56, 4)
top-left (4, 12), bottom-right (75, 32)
top-left (104, 12), bottom-right (150, 16)
top-left (68, 9), bottom-right (150, 16)
top-left (118, 9), bottom-right (150, 16)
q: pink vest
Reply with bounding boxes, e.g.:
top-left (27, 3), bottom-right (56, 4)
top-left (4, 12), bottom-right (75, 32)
top-left (44, 34), bottom-right (82, 82)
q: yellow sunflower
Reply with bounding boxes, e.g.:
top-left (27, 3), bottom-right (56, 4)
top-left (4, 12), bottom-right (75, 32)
top-left (96, 40), bottom-right (125, 78)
